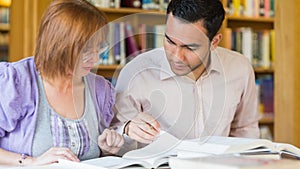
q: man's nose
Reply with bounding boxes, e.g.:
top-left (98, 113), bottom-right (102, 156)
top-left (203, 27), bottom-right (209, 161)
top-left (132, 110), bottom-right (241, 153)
top-left (173, 47), bottom-right (185, 61)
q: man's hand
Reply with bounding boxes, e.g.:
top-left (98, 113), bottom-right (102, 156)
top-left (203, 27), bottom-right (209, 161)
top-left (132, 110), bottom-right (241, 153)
top-left (124, 112), bottom-right (160, 144)
top-left (98, 129), bottom-right (124, 155)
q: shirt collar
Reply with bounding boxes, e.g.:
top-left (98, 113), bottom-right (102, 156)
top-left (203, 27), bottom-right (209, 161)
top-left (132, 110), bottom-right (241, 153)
top-left (159, 50), bottom-right (176, 80)
top-left (206, 47), bottom-right (223, 75)
top-left (159, 47), bottom-right (223, 80)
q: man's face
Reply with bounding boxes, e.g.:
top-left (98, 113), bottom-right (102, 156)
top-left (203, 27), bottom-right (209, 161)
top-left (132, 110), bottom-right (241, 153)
top-left (164, 14), bottom-right (210, 79)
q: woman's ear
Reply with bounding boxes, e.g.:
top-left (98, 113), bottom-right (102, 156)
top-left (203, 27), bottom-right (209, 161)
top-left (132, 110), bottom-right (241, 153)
top-left (211, 33), bottom-right (222, 49)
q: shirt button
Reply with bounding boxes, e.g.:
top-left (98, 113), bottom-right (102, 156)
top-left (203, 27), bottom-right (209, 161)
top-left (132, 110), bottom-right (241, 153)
top-left (71, 142), bottom-right (75, 147)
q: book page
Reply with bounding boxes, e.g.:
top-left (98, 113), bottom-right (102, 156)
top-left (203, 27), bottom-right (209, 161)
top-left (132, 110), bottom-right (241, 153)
top-left (274, 142), bottom-right (300, 156)
top-left (176, 136), bottom-right (275, 155)
top-left (82, 156), bottom-right (150, 169)
top-left (1, 163), bottom-right (62, 169)
top-left (169, 155), bottom-right (300, 169)
top-left (121, 131), bottom-right (180, 168)
top-left (58, 159), bottom-right (106, 169)
top-left (123, 131), bottom-right (179, 159)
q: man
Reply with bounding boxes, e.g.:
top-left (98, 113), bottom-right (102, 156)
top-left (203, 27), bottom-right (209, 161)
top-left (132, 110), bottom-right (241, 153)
top-left (115, 0), bottom-right (259, 147)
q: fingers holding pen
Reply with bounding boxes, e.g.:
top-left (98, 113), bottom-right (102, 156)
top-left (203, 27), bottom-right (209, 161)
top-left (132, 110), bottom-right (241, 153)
top-left (125, 112), bottom-right (161, 144)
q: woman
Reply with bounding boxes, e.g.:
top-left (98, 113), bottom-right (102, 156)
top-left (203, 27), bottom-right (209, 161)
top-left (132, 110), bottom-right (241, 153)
top-left (0, 0), bottom-right (123, 166)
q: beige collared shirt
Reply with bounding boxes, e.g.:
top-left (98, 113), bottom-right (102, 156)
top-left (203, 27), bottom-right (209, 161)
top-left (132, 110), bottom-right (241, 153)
top-left (115, 47), bottom-right (259, 141)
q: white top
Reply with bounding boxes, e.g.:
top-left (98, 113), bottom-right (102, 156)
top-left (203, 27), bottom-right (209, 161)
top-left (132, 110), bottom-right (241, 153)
top-left (115, 47), bottom-right (259, 148)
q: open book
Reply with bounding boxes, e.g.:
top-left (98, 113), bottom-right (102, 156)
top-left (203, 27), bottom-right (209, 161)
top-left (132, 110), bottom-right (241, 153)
top-left (176, 136), bottom-right (300, 160)
top-left (59, 131), bottom-right (180, 169)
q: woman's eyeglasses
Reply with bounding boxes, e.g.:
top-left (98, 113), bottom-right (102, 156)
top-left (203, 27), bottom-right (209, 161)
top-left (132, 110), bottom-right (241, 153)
top-left (82, 42), bottom-right (109, 63)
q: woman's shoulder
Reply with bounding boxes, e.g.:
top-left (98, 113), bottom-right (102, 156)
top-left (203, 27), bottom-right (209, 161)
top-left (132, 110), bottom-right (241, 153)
top-left (0, 57), bottom-right (36, 74)
top-left (86, 72), bottom-right (111, 86)
top-left (0, 57), bottom-right (37, 83)
top-left (0, 57), bottom-right (39, 123)
top-left (86, 73), bottom-right (115, 95)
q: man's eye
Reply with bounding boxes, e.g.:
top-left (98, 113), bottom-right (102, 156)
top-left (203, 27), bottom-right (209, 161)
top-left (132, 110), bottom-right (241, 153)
top-left (186, 47), bottom-right (197, 51)
top-left (166, 38), bottom-right (175, 45)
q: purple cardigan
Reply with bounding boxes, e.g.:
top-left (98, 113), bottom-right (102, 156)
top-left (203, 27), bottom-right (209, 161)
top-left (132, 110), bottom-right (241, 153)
top-left (0, 57), bottom-right (115, 155)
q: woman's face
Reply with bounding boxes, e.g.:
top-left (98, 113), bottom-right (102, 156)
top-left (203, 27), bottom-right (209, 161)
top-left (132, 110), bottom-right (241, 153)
top-left (74, 42), bottom-right (109, 77)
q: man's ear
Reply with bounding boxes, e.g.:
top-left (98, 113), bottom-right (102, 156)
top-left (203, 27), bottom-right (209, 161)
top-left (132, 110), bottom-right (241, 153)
top-left (211, 33), bottom-right (222, 49)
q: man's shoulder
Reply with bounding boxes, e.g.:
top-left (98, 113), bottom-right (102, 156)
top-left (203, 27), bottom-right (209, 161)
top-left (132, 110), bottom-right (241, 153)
top-left (216, 47), bottom-right (246, 59)
top-left (215, 47), bottom-right (254, 75)
top-left (216, 47), bottom-right (252, 66)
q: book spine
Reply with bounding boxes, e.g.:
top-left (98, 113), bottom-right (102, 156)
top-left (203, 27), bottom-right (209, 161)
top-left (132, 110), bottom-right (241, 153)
top-left (125, 22), bottom-right (139, 59)
top-left (114, 22), bottom-right (121, 64)
top-left (119, 22), bottom-right (126, 65)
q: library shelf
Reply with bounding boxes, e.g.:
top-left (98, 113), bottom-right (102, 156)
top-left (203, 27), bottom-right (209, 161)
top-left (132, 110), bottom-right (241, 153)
top-left (259, 113), bottom-right (274, 124)
top-left (227, 16), bottom-right (274, 29)
top-left (0, 23), bottom-right (9, 31)
top-left (254, 67), bottom-right (274, 74)
top-left (95, 65), bottom-right (274, 77)
top-left (93, 64), bottom-right (123, 78)
top-left (99, 7), bottom-right (165, 15)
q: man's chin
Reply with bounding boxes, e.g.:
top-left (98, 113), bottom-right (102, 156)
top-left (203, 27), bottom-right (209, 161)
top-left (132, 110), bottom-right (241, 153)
top-left (171, 68), bottom-right (191, 77)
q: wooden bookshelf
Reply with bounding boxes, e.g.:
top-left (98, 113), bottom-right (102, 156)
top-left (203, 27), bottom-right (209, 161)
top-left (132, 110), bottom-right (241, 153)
top-left (259, 113), bottom-right (274, 138)
top-left (227, 16), bottom-right (274, 29)
top-left (0, 0), bottom-right (11, 7)
top-left (0, 23), bottom-right (9, 31)
top-left (99, 7), bottom-right (165, 22)
top-left (259, 113), bottom-right (274, 124)
top-left (92, 64), bottom-right (123, 78)
top-left (96, 66), bottom-right (275, 82)
top-left (254, 67), bottom-right (274, 74)
top-left (9, 0), bottom-right (51, 61)
top-left (0, 4), bottom-right (10, 61)
top-left (274, 0), bottom-right (300, 147)
top-left (99, 7), bottom-right (165, 15)
top-left (219, 0), bottom-right (275, 139)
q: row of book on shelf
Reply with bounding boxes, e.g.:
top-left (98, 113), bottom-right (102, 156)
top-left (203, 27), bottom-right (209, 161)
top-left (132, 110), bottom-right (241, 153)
top-left (226, 27), bottom-right (275, 68)
top-left (101, 23), bottom-right (275, 70)
top-left (99, 21), bottom-right (165, 65)
top-left (0, 6), bottom-right (9, 24)
top-left (0, 32), bottom-right (8, 45)
top-left (227, 0), bottom-right (275, 17)
top-left (0, 31), bottom-right (9, 62)
top-left (89, 0), bottom-right (170, 11)
top-left (256, 74), bottom-right (274, 140)
top-left (256, 75), bottom-right (273, 116)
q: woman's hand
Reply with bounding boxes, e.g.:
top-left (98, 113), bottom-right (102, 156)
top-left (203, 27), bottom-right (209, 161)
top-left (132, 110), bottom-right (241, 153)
top-left (28, 147), bottom-right (80, 166)
top-left (98, 129), bottom-right (124, 155)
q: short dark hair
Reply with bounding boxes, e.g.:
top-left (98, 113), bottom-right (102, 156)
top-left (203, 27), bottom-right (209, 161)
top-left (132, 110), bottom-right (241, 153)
top-left (167, 0), bottom-right (225, 40)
